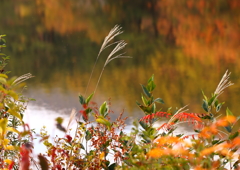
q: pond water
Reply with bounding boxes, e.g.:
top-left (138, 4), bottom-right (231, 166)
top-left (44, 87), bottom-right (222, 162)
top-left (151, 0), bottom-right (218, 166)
top-left (1, 1), bottom-right (240, 139)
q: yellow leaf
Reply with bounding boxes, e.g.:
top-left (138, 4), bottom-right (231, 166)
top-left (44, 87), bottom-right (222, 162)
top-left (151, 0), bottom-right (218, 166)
top-left (99, 152), bottom-right (105, 160)
top-left (4, 145), bottom-right (15, 150)
top-left (0, 118), bottom-right (8, 138)
top-left (3, 138), bottom-right (10, 145)
top-left (0, 74), bottom-right (8, 79)
top-left (0, 77), bottom-right (6, 84)
top-left (8, 109), bottom-right (22, 121)
top-left (7, 90), bottom-right (19, 100)
top-left (7, 127), bottom-right (20, 134)
top-left (4, 159), bottom-right (13, 164)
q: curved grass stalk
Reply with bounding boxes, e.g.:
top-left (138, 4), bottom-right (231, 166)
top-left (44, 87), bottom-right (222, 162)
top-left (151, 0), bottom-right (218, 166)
top-left (84, 25), bottom-right (130, 96)
top-left (12, 73), bottom-right (34, 86)
top-left (213, 70), bottom-right (234, 105)
top-left (168, 105), bottom-right (189, 123)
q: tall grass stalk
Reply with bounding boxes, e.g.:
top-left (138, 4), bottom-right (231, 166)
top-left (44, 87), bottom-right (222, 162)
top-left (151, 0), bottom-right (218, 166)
top-left (84, 25), bottom-right (131, 96)
top-left (213, 70), bottom-right (234, 105)
top-left (12, 73), bottom-right (34, 86)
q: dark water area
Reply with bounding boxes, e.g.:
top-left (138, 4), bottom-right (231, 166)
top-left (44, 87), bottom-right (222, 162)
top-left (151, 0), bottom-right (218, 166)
top-left (1, 0), bottom-right (240, 126)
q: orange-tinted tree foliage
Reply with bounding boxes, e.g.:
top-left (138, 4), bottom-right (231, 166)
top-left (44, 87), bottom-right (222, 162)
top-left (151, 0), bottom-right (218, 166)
top-left (155, 0), bottom-right (240, 62)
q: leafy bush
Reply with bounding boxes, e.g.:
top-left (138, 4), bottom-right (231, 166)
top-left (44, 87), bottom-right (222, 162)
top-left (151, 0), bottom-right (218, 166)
top-left (0, 35), bottom-right (33, 170)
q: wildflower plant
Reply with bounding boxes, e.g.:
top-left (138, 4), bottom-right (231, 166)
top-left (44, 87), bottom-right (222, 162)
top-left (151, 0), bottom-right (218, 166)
top-left (0, 35), bottom-right (34, 170)
top-left (132, 71), bottom-right (240, 170)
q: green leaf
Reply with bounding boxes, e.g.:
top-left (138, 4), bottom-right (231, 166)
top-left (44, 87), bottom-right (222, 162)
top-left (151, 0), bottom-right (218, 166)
top-left (226, 107), bottom-right (234, 116)
top-left (216, 103), bottom-right (223, 112)
top-left (229, 131), bottom-right (239, 140)
top-left (137, 104), bottom-right (152, 114)
top-left (80, 143), bottom-right (85, 150)
top-left (208, 94), bottom-right (217, 106)
top-left (148, 74), bottom-right (154, 83)
top-left (154, 98), bottom-right (164, 104)
top-left (85, 93), bottom-right (93, 104)
top-left (139, 120), bottom-right (148, 130)
top-left (99, 101), bottom-right (108, 117)
top-left (141, 84), bottom-right (151, 98)
top-left (233, 160), bottom-right (240, 169)
top-left (108, 163), bottom-right (116, 170)
top-left (212, 139), bottom-right (222, 145)
top-left (202, 100), bottom-right (209, 112)
top-left (147, 80), bottom-right (156, 92)
top-left (85, 108), bottom-right (92, 114)
top-left (79, 95), bottom-right (85, 105)
top-left (136, 101), bottom-right (141, 106)
top-left (85, 130), bottom-right (92, 141)
top-left (224, 126), bottom-right (232, 133)
top-left (96, 117), bottom-right (111, 128)
top-left (201, 90), bottom-right (208, 101)
top-left (141, 94), bottom-right (148, 106)
top-left (2, 56), bottom-right (10, 60)
top-left (151, 103), bottom-right (156, 113)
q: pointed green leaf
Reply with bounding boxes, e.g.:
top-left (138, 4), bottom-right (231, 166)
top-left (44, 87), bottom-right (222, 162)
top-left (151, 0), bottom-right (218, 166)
top-left (80, 143), bottom-right (85, 150)
top-left (151, 103), bottom-right (156, 113)
top-left (141, 94), bottom-right (148, 106)
top-left (108, 163), bottom-right (116, 170)
top-left (202, 100), bottom-right (209, 112)
top-left (85, 130), bottom-right (92, 141)
top-left (99, 101), bottom-right (108, 117)
top-left (224, 126), bottom-right (232, 133)
top-left (147, 80), bottom-right (156, 92)
top-left (216, 103), bottom-right (223, 112)
top-left (96, 118), bottom-right (111, 128)
top-left (141, 84), bottom-right (151, 98)
top-left (201, 90), bottom-right (208, 101)
top-left (85, 108), bottom-right (92, 114)
top-left (229, 131), bottom-right (239, 140)
top-left (154, 98), bottom-right (164, 104)
top-left (208, 95), bottom-right (217, 106)
top-left (136, 101), bottom-right (141, 106)
top-left (226, 107), bottom-right (234, 116)
top-left (85, 93), bottom-right (93, 104)
top-left (139, 120), bottom-right (148, 130)
top-left (79, 95), bottom-right (85, 105)
top-left (148, 74), bottom-right (154, 83)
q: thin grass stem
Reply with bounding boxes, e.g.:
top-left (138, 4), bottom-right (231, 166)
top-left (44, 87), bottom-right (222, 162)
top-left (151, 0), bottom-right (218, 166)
top-left (84, 25), bottom-right (125, 96)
